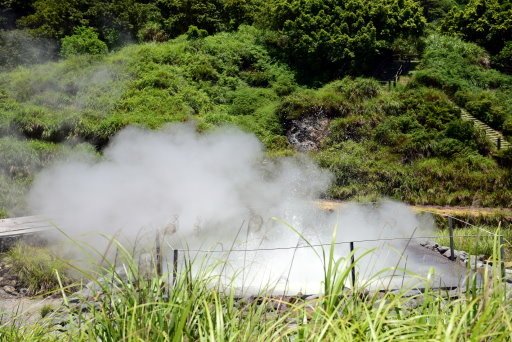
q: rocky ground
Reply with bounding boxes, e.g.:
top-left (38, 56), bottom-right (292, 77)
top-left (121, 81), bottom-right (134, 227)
top-left (0, 261), bottom-right (62, 325)
top-left (419, 241), bottom-right (512, 284)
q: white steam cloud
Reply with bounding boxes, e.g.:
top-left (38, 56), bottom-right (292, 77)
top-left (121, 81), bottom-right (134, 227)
top-left (28, 124), bottom-right (437, 294)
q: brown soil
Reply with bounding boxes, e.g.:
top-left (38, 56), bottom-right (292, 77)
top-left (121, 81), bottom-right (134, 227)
top-left (315, 200), bottom-right (512, 219)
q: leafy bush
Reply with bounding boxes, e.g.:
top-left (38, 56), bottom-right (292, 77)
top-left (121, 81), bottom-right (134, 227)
top-left (137, 22), bottom-right (168, 42)
top-left (328, 116), bottom-right (372, 143)
top-left (228, 87), bottom-right (275, 116)
top-left (60, 27), bottom-right (108, 57)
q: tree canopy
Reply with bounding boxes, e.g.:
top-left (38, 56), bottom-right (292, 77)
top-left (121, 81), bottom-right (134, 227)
top-left (442, 0), bottom-right (512, 54)
top-left (266, 0), bottom-right (426, 79)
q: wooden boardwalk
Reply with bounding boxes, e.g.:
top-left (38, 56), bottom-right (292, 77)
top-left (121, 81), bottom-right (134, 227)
top-left (0, 216), bottom-right (53, 237)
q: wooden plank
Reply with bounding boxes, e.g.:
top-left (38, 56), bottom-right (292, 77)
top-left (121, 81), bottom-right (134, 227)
top-left (0, 227), bottom-right (52, 237)
top-left (0, 216), bottom-right (53, 237)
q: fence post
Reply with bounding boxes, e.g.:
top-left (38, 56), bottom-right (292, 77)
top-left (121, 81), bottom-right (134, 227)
top-left (155, 230), bottom-right (162, 277)
top-left (449, 217), bottom-right (455, 261)
top-left (497, 137), bottom-right (501, 151)
top-left (350, 241), bottom-right (356, 288)
top-left (500, 235), bottom-right (505, 280)
top-left (173, 249), bottom-right (178, 287)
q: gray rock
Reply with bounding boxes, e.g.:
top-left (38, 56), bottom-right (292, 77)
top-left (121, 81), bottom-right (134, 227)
top-left (457, 251), bottom-right (468, 261)
top-left (443, 250), bottom-right (456, 259)
top-left (3, 285), bottom-right (17, 295)
top-left (437, 246), bottom-right (449, 254)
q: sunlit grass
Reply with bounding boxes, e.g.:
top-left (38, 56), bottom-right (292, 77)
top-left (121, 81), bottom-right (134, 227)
top-left (436, 226), bottom-right (512, 261)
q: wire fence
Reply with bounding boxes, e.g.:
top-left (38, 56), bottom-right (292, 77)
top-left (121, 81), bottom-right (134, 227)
top-left (158, 210), bottom-right (509, 290)
top-left (168, 234), bottom-right (495, 253)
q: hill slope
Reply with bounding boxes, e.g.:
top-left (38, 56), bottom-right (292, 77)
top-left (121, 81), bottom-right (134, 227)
top-left (0, 27), bottom-right (511, 217)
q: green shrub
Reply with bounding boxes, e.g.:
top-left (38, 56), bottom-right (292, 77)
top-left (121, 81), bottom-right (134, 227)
top-left (6, 243), bottom-right (73, 295)
top-left (228, 88), bottom-right (274, 116)
top-left (431, 138), bottom-right (470, 158)
top-left (340, 78), bottom-right (380, 102)
top-left (60, 27), bottom-right (108, 57)
top-left (328, 116), bottom-right (371, 143)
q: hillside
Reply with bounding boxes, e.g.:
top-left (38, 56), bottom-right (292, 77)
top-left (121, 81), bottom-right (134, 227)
top-left (0, 27), bottom-right (511, 217)
top-left (1, 0), bottom-right (512, 217)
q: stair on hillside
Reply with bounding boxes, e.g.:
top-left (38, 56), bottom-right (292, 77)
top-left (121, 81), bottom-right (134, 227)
top-left (458, 107), bottom-right (511, 151)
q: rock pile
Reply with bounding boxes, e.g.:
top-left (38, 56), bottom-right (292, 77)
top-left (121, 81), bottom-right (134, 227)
top-left (420, 241), bottom-right (512, 284)
top-left (0, 261), bottom-right (29, 297)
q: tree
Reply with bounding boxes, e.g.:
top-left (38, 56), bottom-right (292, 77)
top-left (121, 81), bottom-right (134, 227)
top-left (442, 0), bottom-right (512, 54)
top-left (0, 0), bottom-right (36, 29)
top-left (60, 26), bottom-right (108, 57)
top-left (17, 0), bottom-right (87, 38)
top-left (266, 0), bottom-right (426, 80)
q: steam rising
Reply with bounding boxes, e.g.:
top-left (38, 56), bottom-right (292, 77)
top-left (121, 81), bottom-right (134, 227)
top-left (28, 125), bottom-right (435, 293)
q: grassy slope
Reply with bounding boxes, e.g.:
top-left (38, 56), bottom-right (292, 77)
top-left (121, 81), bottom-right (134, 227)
top-left (0, 26), bottom-right (294, 216)
top-left (414, 34), bottom-right (512, 138)
top-left (0, 27), bottom-right (511, 217)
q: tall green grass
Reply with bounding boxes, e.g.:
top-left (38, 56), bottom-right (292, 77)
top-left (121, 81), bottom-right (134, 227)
top-left (12, 234), bottom-right (512, 339)
top-left (437, 226), bottom-right (512, 261)
top-left (1, 233), bottom-right (511, 340)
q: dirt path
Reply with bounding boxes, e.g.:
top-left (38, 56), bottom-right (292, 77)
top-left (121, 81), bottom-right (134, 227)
top-left (0, 294), bottom-right (61, 326)
top-left (316, 200), bottom-right (512, 219)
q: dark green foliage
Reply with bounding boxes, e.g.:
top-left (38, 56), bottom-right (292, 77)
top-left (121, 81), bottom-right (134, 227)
top-left (137, 21), bottom-right (168, 43)
top-left (0, 0), bottom-right (34, 29)
top-left (495, 147), bottom-right (512, 167)
top-left (442, 0), bottom-right (512, 54)
top-left (267, 0), bottom-right (426, 80)
top-left (228, 87), bottom-right (275, 116)
top-left (493, 41), bottom-right (512, 73)
top-left (17, 0), bottom-right (86, 39)
top-left (159, 0), bottom-right (225, 36)
top-left (277, 78), bottom-right (380, 124)
top-left (0, 26), bottom-right (292, 151)
top-left (186, 25), bottom-right (209, 40)
top-left (419, 0), bottom-right (458, 21)
top-left (12, 0), bottom-right (262, 47)
top-left (373, 87), bottom-right (493, 160)
top-left (60, 27), bottom-right (108, 57)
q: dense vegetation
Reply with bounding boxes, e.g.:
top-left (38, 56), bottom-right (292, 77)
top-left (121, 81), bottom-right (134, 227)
top-left (1, 0), bottom-right (512, 217)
